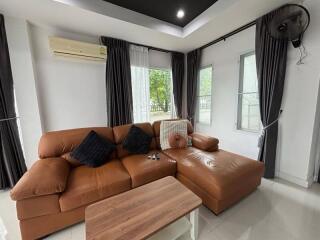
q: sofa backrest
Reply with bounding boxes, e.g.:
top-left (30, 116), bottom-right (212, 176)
top-left (38, 120), bottom-right (192, 161)
top-left (38, 127), bottom-right (115, 159)
top-left (152, 119), bottom-right (194, 149)
top-left (112, 122), bottom-right (156, 158)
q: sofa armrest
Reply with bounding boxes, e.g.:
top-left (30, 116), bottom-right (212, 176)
top-left (10, 158), bottom-right (70, 201)
top-left (191, 132), bottom-right (219, 152)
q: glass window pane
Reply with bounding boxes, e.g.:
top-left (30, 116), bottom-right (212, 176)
top-left (149, 68), bottom-right (173, 122)
top-left (198, 67), bottom-right (212, 125)
top-left (199, 67), bottom-right (212, 96)
top-left (240, 93), bottom-right (260, 131)
top-left (199, 95), bottom-right (211, 124)
top-left (238, 53), bottom-right (261, 132)
top-left (242, 54), bottom-right (258, 93)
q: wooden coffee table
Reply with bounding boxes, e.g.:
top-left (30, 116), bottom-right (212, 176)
top-left (85, 176), bottom-right (202, 240)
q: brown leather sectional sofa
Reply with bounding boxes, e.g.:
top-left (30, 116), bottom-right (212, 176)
top-left (10, 120), bottom-right (264, 240)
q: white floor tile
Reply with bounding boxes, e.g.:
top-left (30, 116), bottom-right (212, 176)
top-left (0, 190), bottom-right (20, 240)
top-left (44, 229), bottom-right (72, 240)
top-left (1, 179), bottom-right (320, 240)
top-left (199, 206), bottom-right (223, 229)
top-left (70, 223), bottom-right (85, 240)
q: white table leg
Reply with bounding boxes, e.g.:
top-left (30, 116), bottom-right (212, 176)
top-left (189, 208), bottom-right (199, 240)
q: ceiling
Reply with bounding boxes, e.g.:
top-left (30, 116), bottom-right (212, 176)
top-left (0, 0), bottom-right (294, 52)
top-left (102, 0), bottom-right (218, 27)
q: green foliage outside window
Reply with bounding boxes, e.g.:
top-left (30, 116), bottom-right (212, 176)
top-left (149, 69), bottom-right (171, 113)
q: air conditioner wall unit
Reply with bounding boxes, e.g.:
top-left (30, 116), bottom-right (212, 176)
top-left (49, 37), bottom-right (107, 61)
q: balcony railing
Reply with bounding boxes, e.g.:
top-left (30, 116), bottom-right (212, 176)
top-left (198, 95), bottom-right (211, 110)
top-left (150, 104), bottom-right (171, 113)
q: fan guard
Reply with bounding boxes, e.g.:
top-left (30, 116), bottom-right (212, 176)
top-left (267, 4), bottom-right (310, 48)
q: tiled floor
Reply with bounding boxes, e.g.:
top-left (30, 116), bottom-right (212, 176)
top-left (1, 178), bottom-right (320, 240)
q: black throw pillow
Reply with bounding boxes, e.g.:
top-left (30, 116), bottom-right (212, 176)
top-left (70, 131), bottom-right (115, 168)
top-left (123, 125), bottom-right (152, 154)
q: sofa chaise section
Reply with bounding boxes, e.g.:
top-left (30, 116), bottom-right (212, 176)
top-left (152, 120), bottom-right (265, 214)
top-left (163, 148), bottom-right (265, 214)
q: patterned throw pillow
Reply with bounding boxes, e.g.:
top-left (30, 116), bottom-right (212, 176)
top-left (160, 120), bottom-right (188, 150)
top-left (168, 133), bottom-right (187, 149)
top-left (123, 125), bottom-right (152, 154)
top-left (70, 131), bottom-right (115, 168)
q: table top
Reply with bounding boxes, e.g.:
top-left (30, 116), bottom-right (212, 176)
top-left (85, 176), bottom-right (202, 240)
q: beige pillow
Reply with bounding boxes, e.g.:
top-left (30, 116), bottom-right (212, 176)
top-left (160, 120), bottom-right (188, 150)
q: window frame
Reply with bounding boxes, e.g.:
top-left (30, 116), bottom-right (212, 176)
top-left (237, 51), bottom-right (260, 133)
top-left (196, 65), bottom-right (213, 126)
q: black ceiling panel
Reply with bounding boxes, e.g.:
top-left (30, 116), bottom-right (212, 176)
top-left (103, 0), bottom-right (219, 27)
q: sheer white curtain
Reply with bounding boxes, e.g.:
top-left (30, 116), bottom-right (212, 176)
top-left (170, 70), bottom-right (177, 119)
top-left (130, 45), bottom-right (150, 123)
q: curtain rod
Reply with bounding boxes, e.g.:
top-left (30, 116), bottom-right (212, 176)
top-left (127, 41), bottom-right (173, 53)
top-left (199, 20), bottom-right (256, 50)
top-left (99, 36), bottom-right (173, 53)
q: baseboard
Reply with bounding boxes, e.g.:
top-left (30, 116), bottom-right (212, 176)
top-left (275, 171), bottom-right (312, 188)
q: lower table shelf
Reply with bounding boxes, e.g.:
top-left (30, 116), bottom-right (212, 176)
top-left (148, 216), bottom-right (191, 240)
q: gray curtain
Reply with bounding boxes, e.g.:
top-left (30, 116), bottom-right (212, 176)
top-left (256, 9), bottom-right (288, 178)
top-left (171, 52), bottom-right (184, 118)
top-left (0, 14), bottom-right (27, 189)
top-left (187, 49), bottom-right (201, 126)
top-left (101, 37), bottom-right (133, 127)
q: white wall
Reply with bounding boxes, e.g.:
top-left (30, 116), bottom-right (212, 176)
top-left (5, 17), bottom-right (42, 168)
top-left (29, 26), bottom-right (173, 132)
top-left (197, 26), bottom-right (259, 159)
top-left (311, 82), bottom-right (320, 182)
top-left (196, 0), bottom-right (320, 187)
top-left (149, 50), bottom-right (171, 69)
top-left (29, 25), bottom-right (108, 132)
top-left (278, 0), bottom-right (320, 187)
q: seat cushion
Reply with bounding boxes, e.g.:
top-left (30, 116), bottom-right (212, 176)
top-left (163, 147), bottom-right (264, 200)
top-left (121, 151), bottom-right (176, 188)
top-left (59, 159), bottom-right (131, 211)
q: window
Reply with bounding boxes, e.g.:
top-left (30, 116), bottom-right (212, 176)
top-left (149, 68), bottom-right (174, 122)
top-left (130, 47), bottom-right (174, 123)
top-left (237, 52), bottom-right (261, 132)
top-left (197, 66), bottom-right (213, 125)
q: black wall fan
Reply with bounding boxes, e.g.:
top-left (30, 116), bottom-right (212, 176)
top-left (267, 4), bottom-right (310, 48)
